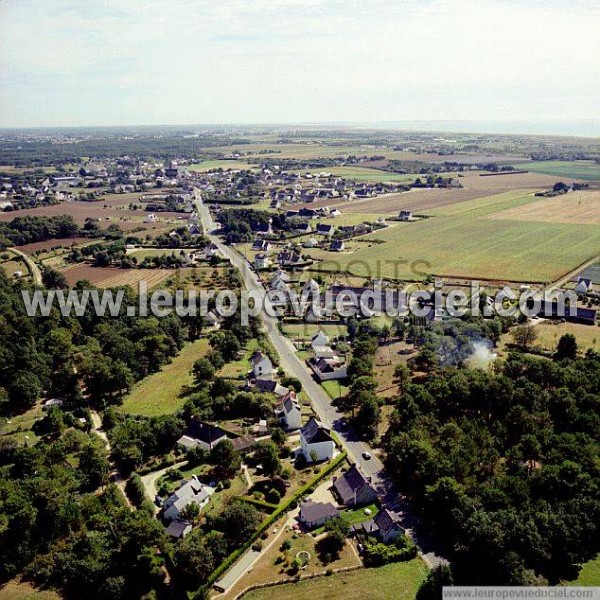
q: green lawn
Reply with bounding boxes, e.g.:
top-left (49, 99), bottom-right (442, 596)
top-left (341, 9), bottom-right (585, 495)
top-left (118, 338), bottom-right (209, 416)
top-left (321, 379), bottom-right (349, 400)
top-left (243, 558), bottom-right (429, 600)
top-left (512, 160), bottom-right (600, 181)
top-left (218, 338), bottom-right (261, 380)
top-left (282, 323), bottom-right (348, 340)
top-left (566, 554), bottom-right (600, 586)
top-left (341, 503), bottom-right (380, 525)
top-left (314, 214), bottom-right (600, 283)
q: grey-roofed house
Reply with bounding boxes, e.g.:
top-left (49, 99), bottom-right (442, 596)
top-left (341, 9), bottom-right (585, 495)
top-left (275, 391), bottom-right (302, 430)
top-left (352, 507), bottom-right (404, 543)
top-left (299, 500), bottom-right (340, 529)
top-left (253, 378), bottom-right (289, 397)
top-left (163, 476), bottom-right (215, 522)
top-left (177, 418), bottom-right (228, 452)
top-left (250, 351), bottom-right (273, 378)
top-left (575, 277), bottom-right (593, 294)
top-left (333, 465), bottom-right (378, 506)
top-left (166, 520), bottom-right (192, 539)
top-left (300, 416), bottom-right (335, 462)
top-left (231, 434), bottom-right (257, 453)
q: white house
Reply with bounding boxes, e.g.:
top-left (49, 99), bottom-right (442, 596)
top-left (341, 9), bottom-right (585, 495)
top-left (254, 253), bottom-right (270, 269)
top-left (163, 476), bottom-right (215, 522)
top-left (300, 417), bottom-right (335, 462)
top-left (398, 210), bottom-right (413, 221)
top-left (575, 277), bottom-right (593, 294)
top-left (310, 330), bottom-right (330, 350)
top-left (177, 419), bottom-right (228, 452)
top-left (275, 391), bottom-right (302, 430)
top-left (313, 345), bottom-right (336, 359)
top-left (269, 269), bottom-right (290, 290)
top-left (250, 351), bottom-right (273, 379)
top-left (144, 213), bottom-right (159, 223)
top-left (203, 243), bottom-right (220, 260)
top-left (302, 278), bottom-right (320, 299)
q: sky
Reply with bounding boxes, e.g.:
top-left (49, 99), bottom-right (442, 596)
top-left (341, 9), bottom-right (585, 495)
top-left (0, 0), bottom-right (599, 130)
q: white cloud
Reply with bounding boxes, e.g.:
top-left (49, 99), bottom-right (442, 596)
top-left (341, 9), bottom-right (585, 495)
top-left (0, 0), bottom-right (598, 127)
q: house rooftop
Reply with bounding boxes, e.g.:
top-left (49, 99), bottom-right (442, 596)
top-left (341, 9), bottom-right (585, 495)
top-left (333, 465), bottom-right (376, 504)
top-left (300, 500), bottom-right (339, 523)
top-left (301, 416), bottom-right (333, 444)
top-left (184, 418), bottom-right (228, 445)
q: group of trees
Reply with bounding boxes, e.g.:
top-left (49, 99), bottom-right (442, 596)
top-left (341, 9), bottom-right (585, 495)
top-left (0, 269), bottom-right (205, 420)
top-left (0, 214), bottom-right (79, 247)
top-left (384, 350), bottom-right (600, 585)
top-left (0, 429), bottom-right (167, 598)
top-left (344, 321), bottom-right (382, 440)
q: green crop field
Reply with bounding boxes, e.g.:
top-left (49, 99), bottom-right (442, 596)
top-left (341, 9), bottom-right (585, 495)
top-left (512, 160), bottom-right (600, 181)
top-left (314, 214), bottom-right (600, 283)
top-left (429, 189), bottom-right (543, 217)
top-left (308, 166), bottom-right (417, 183)
top-left (188, 159), bottom-right (257, 171)
top-left (243, 559), bottom-right (428, 600)
top-left (118, 338), bottom-right (209, 416)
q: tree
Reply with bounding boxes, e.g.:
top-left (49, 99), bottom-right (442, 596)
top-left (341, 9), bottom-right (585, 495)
top-left (218, 502), bottom-right (260, 548)
top-left (180, 502), bottom-right (201, 522)
top-left (271, 427), bottom-right (286, 448)
top-left (210, 439), bottom-right (240, 479)
top-left (512, 325), bottom-right (538, 349)
top-left (42, 267), bottom-right (68, 289)
top-left (316, 518), bottom-right (348, 563)
top-left (416, 564), bottom-right (454, 600)
top-left (192, 358), bottom-right (215, 385)
top-left (254, 440), bottom-right (282, 477)
top-left (356, 392), bottom-right (380, 440)
top-left (394, 363), bottom-right (411, 392)
top-left (555, 333), bottom-right (578, 361)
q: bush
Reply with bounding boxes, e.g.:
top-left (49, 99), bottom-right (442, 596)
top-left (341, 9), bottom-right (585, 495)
top-left (265, 488), bottom-right (281, 504)
top-left (362, 536), bottom-right (418, 566)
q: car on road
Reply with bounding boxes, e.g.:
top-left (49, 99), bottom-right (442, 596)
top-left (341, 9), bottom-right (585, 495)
top-left (362, 451), bottom-right (372, 460)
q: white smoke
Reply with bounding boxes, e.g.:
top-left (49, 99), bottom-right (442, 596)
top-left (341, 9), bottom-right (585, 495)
top-left (467, 339), bottom-right (497, 370)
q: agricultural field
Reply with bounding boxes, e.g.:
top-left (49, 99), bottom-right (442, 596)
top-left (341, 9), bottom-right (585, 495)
top-left (531, 322), bottom-right (599, 354)
top-left (429, 190), bottom-right (542, 217)
top-left (307, 166), bottom-right (417, 183)
top-left (118, 338), bottom-right (209, 416)
top-left (60, 263), bottom-right (174, 288)
top-left (334, 188), bottom-right (491, 215)
top-left (203, 141), bottom-right (524, 165)
top-left (456, 170), bottom-right (572, 191)
top-left (488, 190), bottom-right (600, 225)
top-left (188, 159), bottom-right (257, 171)
top-left (511, 160), bottom-right (600, 181)
top-left (314, 216), bottom-right (600, 283)
top-left (243, 558), bottom-right (429, 600)
top-left (574, 263), bottom-right (600, 284)
top-left (16, 236), bottom-right (92, 255)
top-left (0, 193), bottom-right (183, 237)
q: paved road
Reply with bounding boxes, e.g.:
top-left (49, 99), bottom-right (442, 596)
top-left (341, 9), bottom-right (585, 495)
top-left (196, 199), bottom-right (385, 486)
top-left (10, 247), bottom-right (42, 284)
top-left (196, 197), bottom-right (447, 567)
